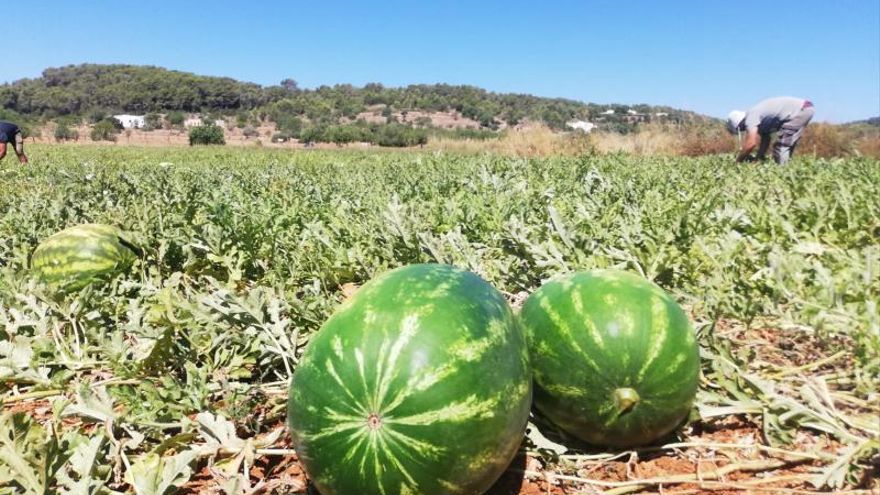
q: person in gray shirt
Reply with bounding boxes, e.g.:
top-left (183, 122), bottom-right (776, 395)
top-left (725, 97), bottom-right (815, 164)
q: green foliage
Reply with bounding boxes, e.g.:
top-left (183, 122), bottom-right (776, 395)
top-left (89, 119), bottom-right (121, 141)
top-left (296, 122), bottom-right (428, 147)
top-left (375, 123), bottom-right (428, 146)
top-left (0, 63), bottom-right (711, 134)
top-left (54, 122), bottom-right (79, 141)
top-left (235, 112), bottom-right (249, 129)
top-left (144, 112), bottom-right (162, 131)
top-left (0, 147), bottom-right (876, 492)
top-left (431, 127), bottom-right (500, 141)
top-left (275, 115), bottom-right (303, 137)
top-left (165, 111), bottom-right (185, 128)
top-left (188, 124), bottom-right (225, 145)
top-left (2, 64), bottom-right (270, 116)
top-left (87, 108), bottom-right (109, 124)
top-left (242, 125), bottom-right (259, 138)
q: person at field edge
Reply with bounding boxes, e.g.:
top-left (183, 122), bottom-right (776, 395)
top-left (0, 120), bottom-right (29, 164)
top-left (725, 97), bottom-right (814, 165)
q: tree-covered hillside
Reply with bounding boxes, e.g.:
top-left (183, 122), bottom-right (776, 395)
top-left (0, 64), bottom-right (709, 132)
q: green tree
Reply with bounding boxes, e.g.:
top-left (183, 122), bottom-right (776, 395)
top-left (188, 124), bottom-right (225, 145)
top-left (88, 108), bottom-right (108, 124)
top-left (144, 113), bottom-right (162, 131)
top-left (166, 111), bottom-right (186, 128)
top-left (90, 119), bottom-right (120, 141)
top-left (54, 122), bottom-right (78, 141)
top-left (235, 112), bottom-right (250, 128)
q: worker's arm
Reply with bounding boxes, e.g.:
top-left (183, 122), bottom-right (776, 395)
top-left (13, 136), bottom-right (28, 164)
top-left (0, 142), bottom-right (7, 161)
top-left (735, 128), bottom-right (760, 163)
top-left (755, 133), bottom-right (770, 161)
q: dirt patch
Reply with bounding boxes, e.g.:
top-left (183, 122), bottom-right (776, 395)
top-left (354, 108), bottom-right (486, 130)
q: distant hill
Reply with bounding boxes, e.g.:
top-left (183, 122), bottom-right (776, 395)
top-left (844, 116), bottom-right (880, 127)
top-left (0, 64), bottom-right (711, 133)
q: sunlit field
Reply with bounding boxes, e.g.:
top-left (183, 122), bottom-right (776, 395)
top-left (1, 145), bottom-right (878, 493)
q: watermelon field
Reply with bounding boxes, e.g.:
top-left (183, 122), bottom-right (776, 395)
top-left (1, 145), bottom-right (878, 494)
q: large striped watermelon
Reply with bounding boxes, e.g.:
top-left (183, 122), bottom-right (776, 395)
top-left (520, 270), bottom-right (699, 448)
top-left (288, 264), bottom-right (531, 495)
top-left (31, 224), bottom-right (138, 292)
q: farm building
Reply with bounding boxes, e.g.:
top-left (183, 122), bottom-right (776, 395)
top-left (566, 120), bottom-right (597, 133)
top-left (113, 115), bottom-right (146, 129)
top-left (184, 117), bottom-right (227, 128)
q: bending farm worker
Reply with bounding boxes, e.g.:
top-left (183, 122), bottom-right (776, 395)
top-left (0, 120), bottom-right (29, 164)
top-left (726, 97), bottom-right (814, 164)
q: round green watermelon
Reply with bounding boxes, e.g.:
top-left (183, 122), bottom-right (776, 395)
top-left (520, 270), bottom-right (699, 448)
top-left (288, 264), bottom-right (531, 495)
top-left (31, 224), bottom-right (139, 292)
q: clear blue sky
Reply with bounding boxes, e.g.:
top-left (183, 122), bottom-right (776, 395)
top-left (4, 1), bottom-right (879, 122)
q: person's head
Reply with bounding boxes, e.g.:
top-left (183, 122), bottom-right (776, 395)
top-left (726, 110), bottom-right (746, 134)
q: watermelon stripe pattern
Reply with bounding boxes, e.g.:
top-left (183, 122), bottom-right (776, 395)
top-left (288, 264), bottom-right (531, 495)
top-left (31, 224), bottom-right (138, 292)
top-left (521, 270), bottom-right (699, 448)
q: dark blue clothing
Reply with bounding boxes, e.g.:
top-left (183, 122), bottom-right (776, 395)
top-left (0, 121), bottom-right (21, 143)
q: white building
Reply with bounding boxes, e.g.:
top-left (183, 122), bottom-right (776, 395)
top-left (113, 115), bottom-right (146, 129)
top-left (184, 117), bottom-right (227, 128)
top-left (600, 109), bottom-right (615, 115)
top-left (566, 120), bottom-right (597, 133)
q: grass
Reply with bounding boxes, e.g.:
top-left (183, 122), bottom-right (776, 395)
top-left (427, 122), bottom-right (880, 159)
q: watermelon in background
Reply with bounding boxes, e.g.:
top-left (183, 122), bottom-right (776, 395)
top-left (521, 270), bottom-right (700, 448)
top-left (288, 264), bottom-right (531, 495)
top-left (31, 224), bottom-right (139, 292)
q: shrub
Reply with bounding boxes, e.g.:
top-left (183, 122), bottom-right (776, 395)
top-left (299, 125), bottom-right (326, 144)
top-left (166, 111), bottom-right (185, 128)
top-left (88, 109), bottom-right (108, 124)
top-left (375, 124), bottom-right (427, 147)
top-left (678, 127), bottom-right (736, 156)
top-left (325, 125), bottom-right (366, 145)
top-left (90, 119), bottom-right (121, 142)
top-left (106, 117), bottom-right (124, 130)
top-left (54, 123), bottom-right (78, 142)
top-left (21, 126), bottom-right (39, 139)
top-left (800, 123), bottom-right (850, 158)
top-left (414, 116), bottom-right (433, 127)
top-left (242, 125), bottom-right (259, 139)
top-left (432, 127), bottom-right (499, 141)
top-left (144, 113), bottom-right (162, 131)
top-left (189, 124), bottom-right (225, 145)
top-left (276, 115), bottom-right (303, 137)
top-left (856, 135), bottom-right (880, 158)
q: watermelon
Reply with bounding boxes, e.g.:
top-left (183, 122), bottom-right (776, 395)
top-left (520, 270), bottom-right (699, 448)
top-left (31, 224), bottom-right (139, 292)
top-left (288, 264), bottom-right (531, 495)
